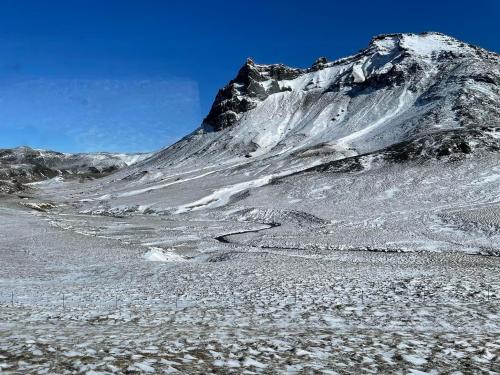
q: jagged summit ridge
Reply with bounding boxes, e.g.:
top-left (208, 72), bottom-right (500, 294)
top-left (201, 32), bottom-right (498, 136)
top-left (201, 58), bottom-right (303, 131)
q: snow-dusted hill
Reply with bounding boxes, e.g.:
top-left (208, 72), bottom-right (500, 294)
top-left (0, 146), bottom-right (151, 193)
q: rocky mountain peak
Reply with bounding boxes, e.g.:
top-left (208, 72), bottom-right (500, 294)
top-left (199, 31), bottom-right (499, 162)
top-left (202, 59), bottom-right (303, 132)
top-left (310, 57), bottom-right (330, 71)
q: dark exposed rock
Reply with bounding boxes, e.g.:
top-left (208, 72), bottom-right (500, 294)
top-left (310, 57), bottom-right (329, 71)
top-left (202, 60), bottom-right (303, 131)
top-left (383, 128), bottom-right (500, 162)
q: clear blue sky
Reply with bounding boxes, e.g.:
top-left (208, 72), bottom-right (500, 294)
top-left (0, 0), bottom-right (498, 152)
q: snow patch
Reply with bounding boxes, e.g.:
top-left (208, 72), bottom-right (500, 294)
top-left (26, 176), bottom-right (64, 186)
top-left (401, 33), bottom-right (468, 57)
top-left (143, 247), bottom-right (186, 262)
top-left (352, 64), bottom-right (366, 83)
top-left (176, 176), bottom-right (274, 213)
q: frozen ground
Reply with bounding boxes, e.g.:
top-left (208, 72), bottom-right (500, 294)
top-left (2, 142), bottom-right (500, 374)
top-left (2, 148), bottom-right (499, 374)
top-left (0, 183), bottom-right (499, 373)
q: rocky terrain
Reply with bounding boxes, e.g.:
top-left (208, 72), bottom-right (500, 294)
top-left (0, 146), bottom-right (151, 193)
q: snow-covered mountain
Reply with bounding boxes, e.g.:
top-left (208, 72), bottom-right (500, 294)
top-left (143, 32), bottom-right (499, 170)
top-left (0, 146), bottom-right (151, 193)
top-left (85, 32), bottom-right (499, 196)
top-left (3, 31), bottom-right (499, 374)
top-left (32, 32), bottom-right (500, 253)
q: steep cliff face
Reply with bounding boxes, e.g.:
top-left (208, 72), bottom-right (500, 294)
top-left (202, 58), bottom-right (304, 131)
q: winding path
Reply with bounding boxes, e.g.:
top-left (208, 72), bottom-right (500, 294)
top-left (214, 222), bottom-right (280, 245)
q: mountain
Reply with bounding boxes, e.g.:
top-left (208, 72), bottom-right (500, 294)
top-left (0, 146), bottom-right (151, 193)
top-left (142, 32), bottom-right (499, 169)
top-left (32, 32), bottom-right (500, 253)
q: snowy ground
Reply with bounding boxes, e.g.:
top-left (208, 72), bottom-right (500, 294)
top-left (0, 190), bottom-right (499, 373)
top-left (1, 149), bottom-right (500, 374)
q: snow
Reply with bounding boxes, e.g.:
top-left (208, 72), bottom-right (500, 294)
top-left (101, 170), bottom-right (217, 199)
top-left (143, 247), bottom-right (186, 262)
top-left (176, 175), bottom-right (273, 213)
top-left (471, 174), bottom-right (500, 185)
top-left (26, 176), bottom-right (64, 186)
top-left (352, 63), bottom-right (366, 83)
top-left (384, 187), bottom-right (400, 198)
top-left (403, 354), bottom-right (428, 366)
top-left (134, 362), bottom-right (155, 373)
top-left (334, 86), bottom-right (410, 148)
top-left (175, 158), bottom-right (325, 214)
top-left (371, 35), bottom-right (399, 51)
top-left (243, 358), bottom-right (267, 368)
top-left (486, 129), bottom-right (500, 139)
top-left (401, 33), bottom-right (469, 56)
top-left (111, 153), bottom-right (152, 166)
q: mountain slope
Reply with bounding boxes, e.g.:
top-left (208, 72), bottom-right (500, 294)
top-left (142, 32), bottom-right (499, 171)
top-left (34, 32), bottom-right (500, 253)
top-left (79, 32), bottom-right (500, 200)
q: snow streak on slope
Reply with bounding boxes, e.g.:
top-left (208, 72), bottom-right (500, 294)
top-left (334, 87), bottom-right (410, 149)
top-left (175, 157), bottom-right (327, 213)
top-left (101, 170), bottom-right (217, 199)
top-left (176, 175), bottom-right (274, 213)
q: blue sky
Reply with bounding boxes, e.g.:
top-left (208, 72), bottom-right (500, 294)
top-left (0, 0), bottom-right (499, 152)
